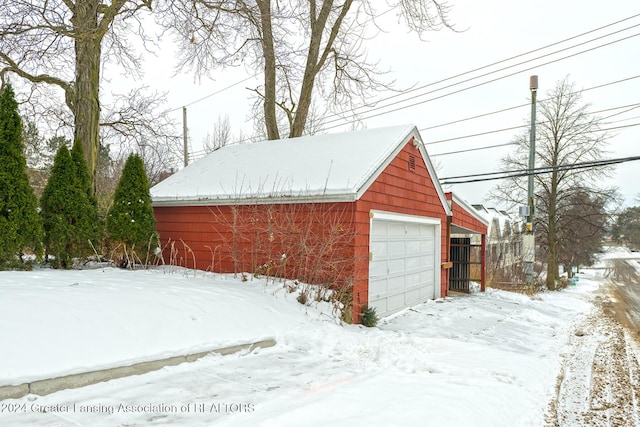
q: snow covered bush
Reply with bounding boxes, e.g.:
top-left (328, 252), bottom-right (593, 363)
top-left (0, 84), bottom-right (43, 267)
top-left (40, 141), bottom-right (99, 268)
top-left (106, 154), bottom-right (157, 267)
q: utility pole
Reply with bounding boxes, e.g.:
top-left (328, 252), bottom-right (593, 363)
top-left (523, 75), bottom-right (538, 284)
top-left (182, 107), bottom-right (189, 167)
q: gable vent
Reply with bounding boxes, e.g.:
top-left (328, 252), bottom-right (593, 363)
top-left (408, 155), bottom-right (416, 172)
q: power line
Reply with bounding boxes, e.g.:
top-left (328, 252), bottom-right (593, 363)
top-left (430, 121), bottom-right (640, 158)
top-left (321, 30), bottom-right (640, 130)
top-left (184, 14), bottom-right (640, 160)
top-left (187, 85), bottom-right (640, 161)
top-left (169, 74), bottom-right (259, 113)
top-left (440, 155), bottom-right (640, 185)
top-left (424, 99), bottom-right (640, 146)
top-left (319, 12), bottom-right (640, 126)
top-left (430, 142), bottom-right (514, 157)
top-left (178, 11), bottom-right (640, 142)
top-left (420, 75), bottom-right (640, 132)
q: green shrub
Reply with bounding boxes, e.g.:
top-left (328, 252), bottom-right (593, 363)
top-left (106, 154), bottom-right (157, 265)
top-left (0, 84), bottom-right (43, 266)
top-left (360, 305), bottom-right (379, 327)
top-left (40, 142), bottom-right (99, 268)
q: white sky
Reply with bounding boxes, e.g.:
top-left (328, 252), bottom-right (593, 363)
top-left (130, 0), bottom-right (640, 208)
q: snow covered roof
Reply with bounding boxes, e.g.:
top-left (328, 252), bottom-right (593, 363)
top-left (472, 204), bottom-right (523, 237)
top-left (151, 124), bottom-right (447, 207)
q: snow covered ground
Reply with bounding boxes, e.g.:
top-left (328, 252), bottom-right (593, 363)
top-left (0, 249), bottom-right (637, 426)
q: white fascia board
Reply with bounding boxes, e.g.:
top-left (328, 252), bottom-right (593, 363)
top-left (151, 192), bottom-right (358, 207)
top-left (370, 210), bottom-right (442, 225)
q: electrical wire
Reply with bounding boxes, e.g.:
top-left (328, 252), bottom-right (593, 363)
top-left (424, 100), bottom-right (640, 146)
top-left (440, 155), bottom-right (640, 185)
top-left (420, 75), bottom-right (640, 132)
top-left (182, 13), bottom-right (640, 160)
top-left (168, 74), bottom-right (259, 113)
top-left (321, 30), bottom-right (640, 130)
top-left (318, 12), bottom-right (640, 125)
top-left (430, 121), bottom-right (640, 157)
top-left (176, 12), bottom-right (640, 142)
top-left (187, 94), bottom-right (640, 161)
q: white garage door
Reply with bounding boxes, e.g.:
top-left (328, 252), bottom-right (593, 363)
top-left (368, 211), bottom-right (441, 317)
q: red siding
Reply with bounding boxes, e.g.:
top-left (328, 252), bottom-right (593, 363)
top-left (153, 141), bottom-right (450, 323)
top-left (154, 203), bottom-right (357, 287)
top-left (445, 194), bottom-right (488, 235)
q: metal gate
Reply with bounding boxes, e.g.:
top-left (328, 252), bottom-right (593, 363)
top-left (449, 237), bottom-right (482, 293)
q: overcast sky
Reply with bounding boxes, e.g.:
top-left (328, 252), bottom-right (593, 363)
top-left (135, 0), bottom-right (640, 208)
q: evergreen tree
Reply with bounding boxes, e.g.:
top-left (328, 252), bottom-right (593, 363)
top-left (0, 84), bottom-right (42, 266)
top-left (40, 144), bottom-right (99, 268)
top-left (106, 154), bottom-right (157, 263)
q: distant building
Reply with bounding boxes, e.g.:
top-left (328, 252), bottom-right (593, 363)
top-left (472, 205), bottom-right (524, 285)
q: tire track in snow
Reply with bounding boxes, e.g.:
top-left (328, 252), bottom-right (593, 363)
top-left (547, 288), bottom-right (640, 427)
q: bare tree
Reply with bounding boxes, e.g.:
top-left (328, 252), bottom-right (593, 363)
top-left (203, 114), bottom-right (232, 153)
top-left (157, 0), bottom-right (453, 139)
top-left (100, 86), bottom-right (182, 182)
top-left (556, 190), bottom-right (614, 277)
top-left (612, 205), bottom-right (640, 251)
top-left (0, 0), bottom-right (169, 192)
top-left (491, 77), bottom-right (617, 289)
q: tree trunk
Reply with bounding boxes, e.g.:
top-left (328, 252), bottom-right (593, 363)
top-left (290, 1), bottom-right (327, 138)
top-left (72, 1), bottom-right (102, 194)
top-left (291, 0), bottom-right (353, 138)
top-left (256, 0), bottom-right (279, 140)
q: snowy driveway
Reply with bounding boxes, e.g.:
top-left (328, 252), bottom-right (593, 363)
top-left (0, 264), bottom-right (603, 427)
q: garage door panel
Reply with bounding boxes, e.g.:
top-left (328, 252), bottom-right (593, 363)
top-left (420, 285), bottom-right (435, 300)
top-left (406, 239), bottom-right (422, 253)
top-left (405, 271), bottom-right (423, 284)
top-left (405, 288), bottom-right (421, 305)
top-left (388, 240), bottom-right (405, 254)
top-left (406, 223), bottom-right (423, 235)
top-left (388, 258), bottom-right (406, 274)
top-left (420, 224), bottom-right (435, 235)
top-left (368, 281), bottom-right (386, 298)
top-left (370, 241), bottom-right (388, 256)
top-left (388, 222), bottom-right (406, 236)
top-left (406, 254), bottom-right (429, 269)
top-left (420, 237), bottom-right (435, 254)
top-left (369, 259), bottom-right (387, 279)
top-left (368, 216), bottom-right (439, 318)
top-left (387, 293), bottom-right (406, 312)
top-left (387, 276), bottom-right (406, 292)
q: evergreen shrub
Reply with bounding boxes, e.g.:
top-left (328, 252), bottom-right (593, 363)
top-left (40, 141), bottom-right (99, 268)
top-left (106, 154), bottom-right (157, 266)
top-left (0, 84), bottom-right (43, 267)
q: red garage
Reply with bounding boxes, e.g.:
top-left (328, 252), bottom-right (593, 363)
top-left (151, 125), bottom-right (486, 321)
